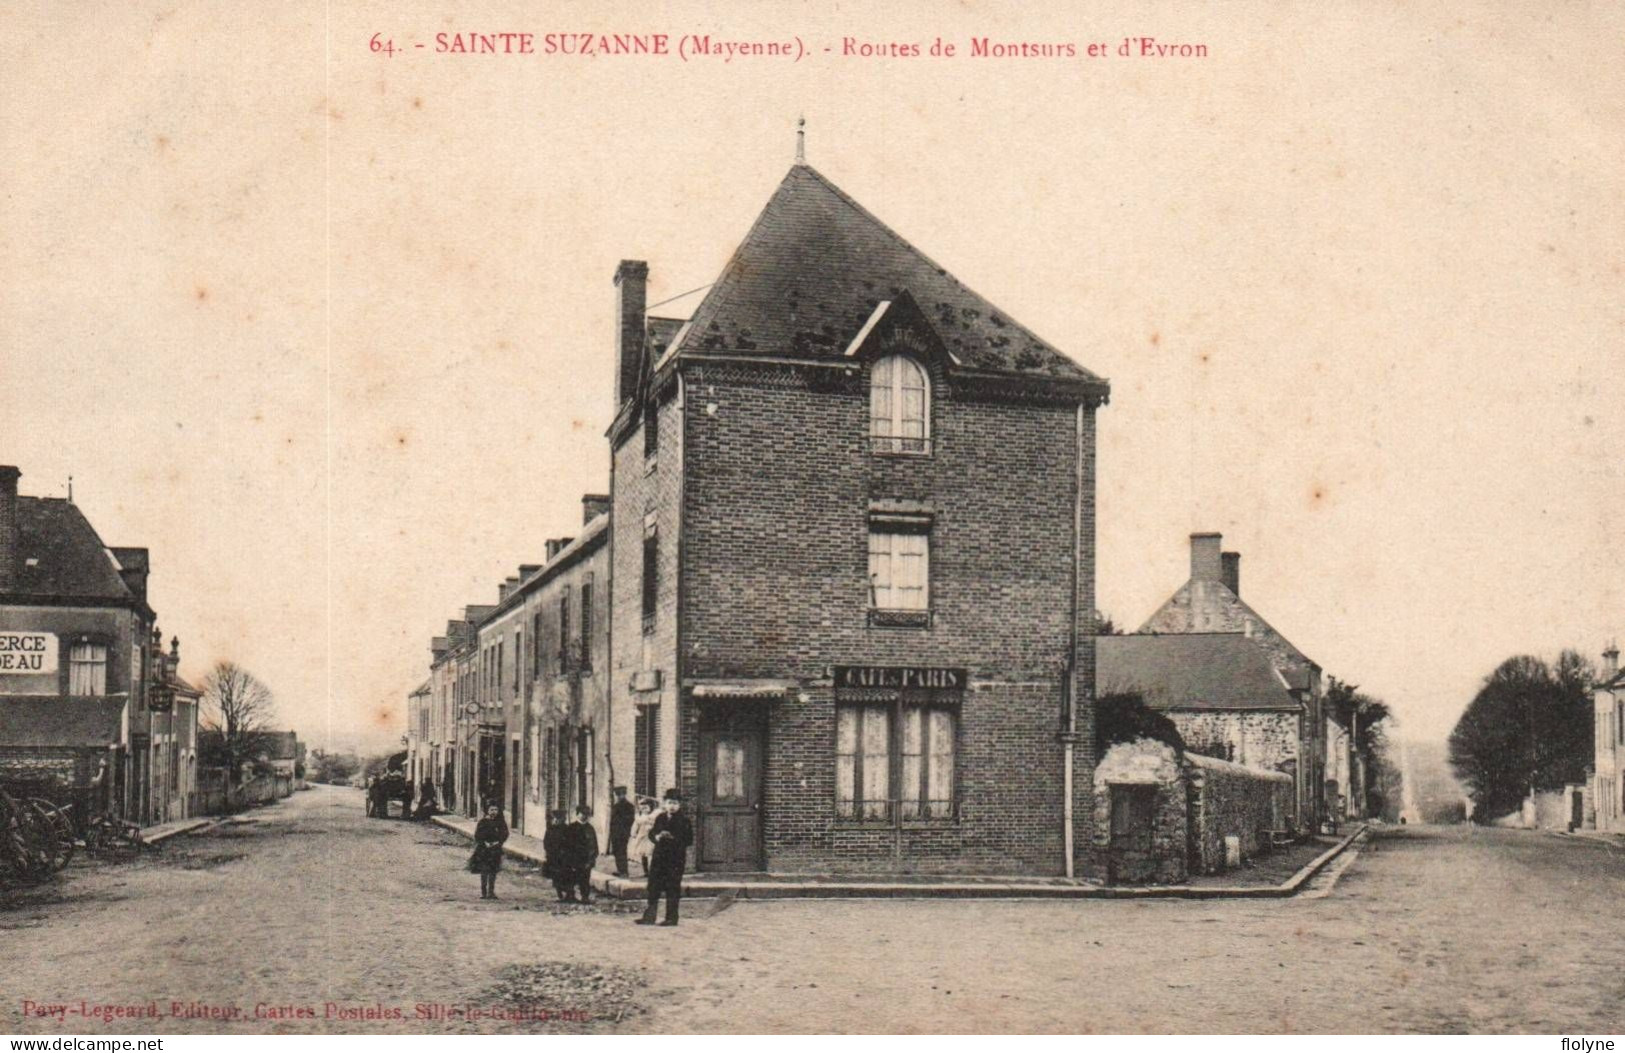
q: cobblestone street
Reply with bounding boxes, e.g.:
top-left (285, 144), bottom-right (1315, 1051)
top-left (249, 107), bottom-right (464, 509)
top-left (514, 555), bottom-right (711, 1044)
top-left (3, 786), bottom-right (1621, 1034)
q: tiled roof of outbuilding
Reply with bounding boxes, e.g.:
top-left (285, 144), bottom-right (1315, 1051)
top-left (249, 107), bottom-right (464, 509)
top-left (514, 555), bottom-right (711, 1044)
top-left (666, 163), bottom-right (1104, 385)
top-left (0, 695), bottom-right (126, 748)
top-left (1098, 633), bottom-right (1301, 712)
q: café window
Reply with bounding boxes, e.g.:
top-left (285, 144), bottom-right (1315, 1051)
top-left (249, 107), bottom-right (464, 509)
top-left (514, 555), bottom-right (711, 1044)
top-left (836, 701), bottom-right (956, 822)
top-left (870, 354), bottom-right (930, 454)
top-left (69, 641), bottom-right (108, 696)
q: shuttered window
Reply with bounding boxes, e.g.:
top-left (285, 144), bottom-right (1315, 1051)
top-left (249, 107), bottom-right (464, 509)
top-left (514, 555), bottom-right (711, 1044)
top-left (869, 531), bottom-right (929, 611)
top-left (870, 355), bottom-right (930, 453)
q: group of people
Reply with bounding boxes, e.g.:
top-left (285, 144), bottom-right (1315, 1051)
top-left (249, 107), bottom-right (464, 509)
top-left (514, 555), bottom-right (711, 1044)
top-left (541, 805), bottom-right (601, 902)
top-left (463, 785), bottom-right (694, 926)
top-left (365, 774), bottom-right (440, 822)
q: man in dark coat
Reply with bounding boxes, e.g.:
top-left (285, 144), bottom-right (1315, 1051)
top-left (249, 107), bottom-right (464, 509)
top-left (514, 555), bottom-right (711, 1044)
top-left (566, 805), bottom-right (599, 904)
top-left (635, 788), bottom-right (693, 927)
top-left (542, 811), bottom-right (573, 901)
top-left (607, 786), bottom-right (635, 878)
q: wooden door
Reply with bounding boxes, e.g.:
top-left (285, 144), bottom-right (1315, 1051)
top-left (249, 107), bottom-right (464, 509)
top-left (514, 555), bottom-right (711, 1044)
top-left (697, 707), bottom-right (764, 872)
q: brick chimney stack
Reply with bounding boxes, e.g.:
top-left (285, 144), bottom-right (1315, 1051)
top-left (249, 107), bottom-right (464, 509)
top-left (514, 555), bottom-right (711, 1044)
top-left (582, 494), bottom-right (610, 524)
top-left (1605, 642), bottom-right (1620, 679)
top-left (0, 466), bottom-right (19, 590)
top-left (614, 260), bottom-right (649, 412)
top-left (1221, 551), bottom-right (1241, 596)
top-left (1190, 532), bottom-right (1223, 584)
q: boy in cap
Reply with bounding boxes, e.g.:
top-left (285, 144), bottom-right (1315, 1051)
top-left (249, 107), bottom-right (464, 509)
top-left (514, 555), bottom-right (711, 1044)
top-left (566, 804), bottom-right (599, 904)
top-left (635, 788), bottom-right (693, 927)
top-left (608, 786), bottom-right (636, 878)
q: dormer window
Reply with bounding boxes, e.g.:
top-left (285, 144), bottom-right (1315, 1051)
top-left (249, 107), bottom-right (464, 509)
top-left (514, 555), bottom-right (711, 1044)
top-left (870, 355), bottom-right (930, 454)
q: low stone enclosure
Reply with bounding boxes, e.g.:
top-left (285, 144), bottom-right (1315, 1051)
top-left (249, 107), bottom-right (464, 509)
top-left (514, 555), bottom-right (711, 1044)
top-left (1094, 737), bottom-right (1295, 885)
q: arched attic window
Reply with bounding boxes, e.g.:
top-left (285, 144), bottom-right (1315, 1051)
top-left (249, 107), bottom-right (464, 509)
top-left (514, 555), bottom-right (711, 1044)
top-left (870, 355), bottom-right (931, 454)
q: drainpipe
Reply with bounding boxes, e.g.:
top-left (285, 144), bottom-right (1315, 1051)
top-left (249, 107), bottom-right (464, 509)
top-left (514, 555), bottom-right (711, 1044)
top-left (1062, 400), bottom-right (1086, 879)
top-left (1062, 663), bottom-right (1076, 879)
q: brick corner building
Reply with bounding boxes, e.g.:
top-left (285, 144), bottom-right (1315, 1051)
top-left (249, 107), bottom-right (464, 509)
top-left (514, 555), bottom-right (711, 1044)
top-left (0, 464), bottom-right (200, 826)
top-left (605, 161), bottom-right (1109, 876)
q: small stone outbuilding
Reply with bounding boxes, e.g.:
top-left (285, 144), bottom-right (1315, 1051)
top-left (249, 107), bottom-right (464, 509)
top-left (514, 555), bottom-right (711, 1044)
top-left (1094, 737), bottom-right (1295, 885)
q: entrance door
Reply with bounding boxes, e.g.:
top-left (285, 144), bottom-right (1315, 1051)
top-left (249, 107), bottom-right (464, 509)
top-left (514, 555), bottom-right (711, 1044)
top-left (697, 706), bottom-right (764, 872)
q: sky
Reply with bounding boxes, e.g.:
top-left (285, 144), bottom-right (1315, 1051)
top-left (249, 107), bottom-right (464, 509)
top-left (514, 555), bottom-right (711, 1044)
top-left (2, 1), bottom-right (1621, 751)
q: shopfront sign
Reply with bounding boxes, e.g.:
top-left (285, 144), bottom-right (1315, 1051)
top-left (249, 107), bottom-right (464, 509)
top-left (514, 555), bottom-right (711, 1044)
top-left (0, 632), bottom-right (56, 674)
top-left (833, 665), bottom-right (966, 691)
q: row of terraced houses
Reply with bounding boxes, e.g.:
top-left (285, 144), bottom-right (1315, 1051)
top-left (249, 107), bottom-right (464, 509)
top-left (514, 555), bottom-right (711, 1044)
top-left (405, 157), bottom-right (1362, 880)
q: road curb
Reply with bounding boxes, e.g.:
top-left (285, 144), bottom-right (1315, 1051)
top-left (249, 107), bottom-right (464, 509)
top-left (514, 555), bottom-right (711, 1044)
top-left (432, 814), bottom-right (1372, 901)
top-left (1275, 823), bottom-right (1370, 896)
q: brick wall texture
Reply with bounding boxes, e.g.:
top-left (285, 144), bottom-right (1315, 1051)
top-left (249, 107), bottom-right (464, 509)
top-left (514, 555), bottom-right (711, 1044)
top-left (605, 357), bottom-right (1100, 875)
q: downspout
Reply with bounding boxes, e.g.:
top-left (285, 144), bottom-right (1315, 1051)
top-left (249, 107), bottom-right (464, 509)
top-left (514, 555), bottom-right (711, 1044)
top-left (1063, 400), bottom-right (1084, 879)
top-left (605, 451), bottom-right (616, 795)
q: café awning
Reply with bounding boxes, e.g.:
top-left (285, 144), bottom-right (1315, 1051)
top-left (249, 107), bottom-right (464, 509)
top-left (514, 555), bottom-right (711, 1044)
top-left (688, 679), bottom-right (796, 701)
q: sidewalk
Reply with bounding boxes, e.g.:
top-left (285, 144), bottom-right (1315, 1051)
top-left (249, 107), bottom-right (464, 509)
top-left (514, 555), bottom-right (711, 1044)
top-left (139, 816), bottom-right (218, 844)
top-left (432, 813), bottom-right (1368, 901)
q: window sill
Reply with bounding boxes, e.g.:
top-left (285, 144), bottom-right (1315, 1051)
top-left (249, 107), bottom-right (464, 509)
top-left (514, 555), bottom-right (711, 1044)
top-left (869, 437), bottom-right (933, 457)
top-left (867, 608), bottom-right (932, 629)
top-left (833, 817), bottom-right (959, 829)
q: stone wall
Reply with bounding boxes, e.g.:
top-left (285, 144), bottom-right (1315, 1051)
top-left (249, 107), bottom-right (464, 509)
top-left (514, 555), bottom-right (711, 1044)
top-left (1093, 738), bottom-right (1188, 884)
top-left (1168, 709), bottom-right (1303, 832)
top-left (1185, 752), bottom-right (1294, 874)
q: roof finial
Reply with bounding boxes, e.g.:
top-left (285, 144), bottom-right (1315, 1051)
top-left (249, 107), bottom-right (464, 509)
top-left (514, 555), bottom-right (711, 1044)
top-left (66, 475), bottom-right (73, 502)
top-left (795, 115), bottom-right (806, 165)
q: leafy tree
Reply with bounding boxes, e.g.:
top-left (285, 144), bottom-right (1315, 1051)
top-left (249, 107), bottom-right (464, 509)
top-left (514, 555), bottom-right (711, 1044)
top-left (1326, 678), bottom-right (1394, 816)
top-left (1448, 651), bottom-right (1594, 821)
top-left (1096, 691), bottom-right (1185, 754)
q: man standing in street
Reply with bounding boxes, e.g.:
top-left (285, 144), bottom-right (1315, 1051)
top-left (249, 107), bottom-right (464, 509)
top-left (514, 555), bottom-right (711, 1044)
top-left (566, 805), bottom-right (600, 904)
top-left (608, 786), bottom-right (636, 878)
top-left (636, 788), bottom-right (693, 927)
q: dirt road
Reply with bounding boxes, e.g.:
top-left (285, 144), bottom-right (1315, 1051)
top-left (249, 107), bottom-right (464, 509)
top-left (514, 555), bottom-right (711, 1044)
top-left (2, 786), bottom-right (1620, 1034)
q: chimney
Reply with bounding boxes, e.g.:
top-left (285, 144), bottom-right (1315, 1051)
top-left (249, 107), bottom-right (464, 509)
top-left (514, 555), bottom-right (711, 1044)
top-left (1605, 642), bottom-right (1620, 679)
top-left (519, 563), bottom-right (542, 580)
top-left (582, 493), bottom-right (611, 525)
top-left (1190, 532), bottom-right (1223, 583)
top-left (112, 547), bottom-right (150, 605)
top-left (1221, 551), bottom-right (1241, 596)
top-left (614, 260), bottom-right (649, 411)
top-left (0, 465), bottom-right (19, 589)
top-left (546, 537), bottom-right (576, 561)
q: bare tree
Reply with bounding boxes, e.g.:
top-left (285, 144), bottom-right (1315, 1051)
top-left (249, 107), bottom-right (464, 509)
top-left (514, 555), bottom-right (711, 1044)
top-left (200, 661), bottom-right (277, 788)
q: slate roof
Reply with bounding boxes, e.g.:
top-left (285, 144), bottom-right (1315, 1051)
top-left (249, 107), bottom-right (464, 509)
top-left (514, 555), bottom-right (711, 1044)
top-left (0, 695), bottom-right (126, 748)
top-left (665, 163), bottom-right (1104, 385)
top-left (259, 730), bottom-right (300, 761)
top-left (4, 498), bottom-right (138, 606)
top-left (1097, 633), bottom-right (1301, 712)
